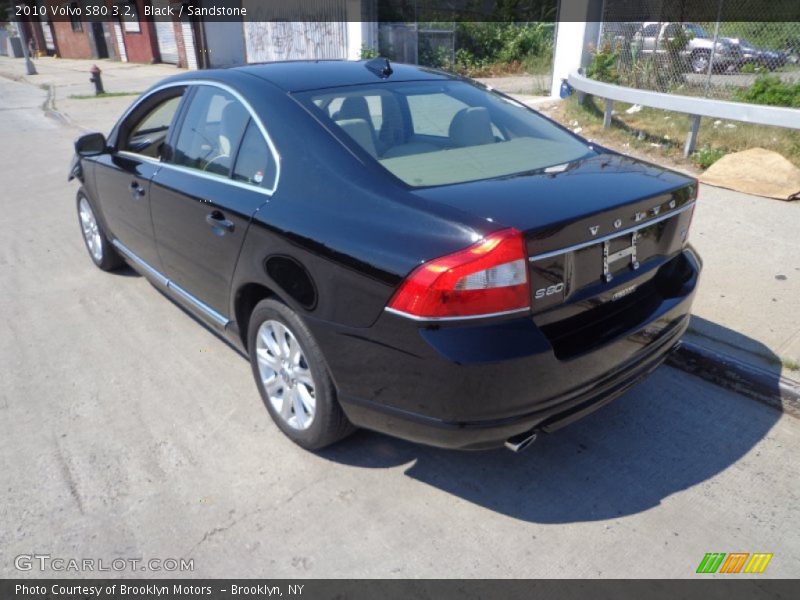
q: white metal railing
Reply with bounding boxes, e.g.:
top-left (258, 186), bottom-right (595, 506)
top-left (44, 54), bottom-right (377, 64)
top-left (567, 71), bottom-right (800, 157)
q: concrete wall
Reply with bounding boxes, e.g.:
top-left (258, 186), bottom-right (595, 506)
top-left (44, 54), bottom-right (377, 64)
top-left (550, 0), bottom-right (604, 97)
top-left (243, 0), bottom-right (374, 62)
top-left (243, 21), bottom-right (348, 62)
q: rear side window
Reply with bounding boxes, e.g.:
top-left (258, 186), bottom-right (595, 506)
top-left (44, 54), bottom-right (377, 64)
top-left (232, 121), bottom-right (276, 188)
top-left (172, 86), bottom-right (249, 177)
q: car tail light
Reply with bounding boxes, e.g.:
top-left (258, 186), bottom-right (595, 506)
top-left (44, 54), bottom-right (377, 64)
top-left (387, 228), bottom-right (530, 319)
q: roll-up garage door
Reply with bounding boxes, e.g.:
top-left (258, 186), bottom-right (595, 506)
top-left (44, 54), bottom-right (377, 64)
top-left (152, 0), bottom-right (179, 64)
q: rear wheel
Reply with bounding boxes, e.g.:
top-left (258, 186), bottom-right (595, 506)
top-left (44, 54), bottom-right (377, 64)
top-left (77, 193), bottom-right (123, 271)
top-left (248, 298), bottom-right (354, 450)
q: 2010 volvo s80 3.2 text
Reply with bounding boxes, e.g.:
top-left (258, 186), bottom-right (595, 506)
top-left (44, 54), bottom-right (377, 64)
top-left (69, 59), bottom-right (701, 452)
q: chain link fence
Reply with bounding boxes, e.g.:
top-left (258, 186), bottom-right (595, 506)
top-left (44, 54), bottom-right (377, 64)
top-left (378, 22), bottom-right (455, 67)
top-left (597, 1), bottom-right (800, 103)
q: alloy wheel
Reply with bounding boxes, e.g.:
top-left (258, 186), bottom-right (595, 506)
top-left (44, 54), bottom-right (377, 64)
top-left (692, 54), bottom-right (710, 73)
top-left (78, 197), bottom-right (103, 262)
top-left (255, 319), bottom-right (317, 430)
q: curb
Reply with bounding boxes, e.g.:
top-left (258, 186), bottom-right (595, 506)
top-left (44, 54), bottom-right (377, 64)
top-left (667, 340), bottom-right (800, 418)
top-left (42, 83), bottom-right (73, 126)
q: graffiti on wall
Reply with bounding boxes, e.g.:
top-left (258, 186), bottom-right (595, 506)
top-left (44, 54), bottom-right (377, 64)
top-left (244, 21), bottom-right (348, 62)
top-left (242, 0), bottom-right (351, 63)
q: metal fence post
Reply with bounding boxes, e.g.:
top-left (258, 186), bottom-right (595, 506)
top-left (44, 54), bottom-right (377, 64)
top-left (704, 0), bottom-right (725, 97)
top-left (603, 98), bottom-right (614, 128)
top-left (684, 114), bottom-right (702, 157)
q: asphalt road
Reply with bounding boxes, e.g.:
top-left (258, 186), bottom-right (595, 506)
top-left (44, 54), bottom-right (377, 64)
top-left (1, 77), bottom-right (799, 579)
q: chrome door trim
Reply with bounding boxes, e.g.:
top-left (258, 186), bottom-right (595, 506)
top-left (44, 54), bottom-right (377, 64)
top-left (111, 239), bottom-right (230, 328)
top-left (155, 161), bottom-right (277, 196)
top-left (116, 151), bottom-right (163, 168)
top-left (113, 79), bottom-right (281, 196)
top-left (528, 201), bottom-right (696, 263)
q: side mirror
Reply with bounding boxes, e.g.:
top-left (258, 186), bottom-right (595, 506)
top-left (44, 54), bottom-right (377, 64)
top-left (74, 132), bottom-right (108, 157)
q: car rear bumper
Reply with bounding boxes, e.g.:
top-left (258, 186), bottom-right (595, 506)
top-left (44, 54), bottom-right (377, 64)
top-left (306, 248), bottom-right (701, 450)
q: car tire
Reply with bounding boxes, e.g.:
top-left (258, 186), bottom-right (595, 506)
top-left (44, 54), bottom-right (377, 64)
top-left (691, 51), bottom-right (711, 74)
top-left (248, 298), bottom-right (354, 450)
top-left (76, 192), bottom-right (123, 271)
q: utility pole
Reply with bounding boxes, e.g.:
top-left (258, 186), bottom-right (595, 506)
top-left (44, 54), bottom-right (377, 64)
top-left (9, 1), bottom-right (37, 75)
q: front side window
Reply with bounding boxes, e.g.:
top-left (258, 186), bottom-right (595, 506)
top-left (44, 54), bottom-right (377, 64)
top-left (299, 81), bottom-right (594, 187)
top-left (172, 86), bottom-right (250, 177)
top-left (121, 92), bottom-right (183, 159)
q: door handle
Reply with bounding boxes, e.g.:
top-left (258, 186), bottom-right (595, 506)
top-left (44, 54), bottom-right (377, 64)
top-left (129, 180), bottom-right (145, 199)
top-left (206, 211), bottom-right (235, 233)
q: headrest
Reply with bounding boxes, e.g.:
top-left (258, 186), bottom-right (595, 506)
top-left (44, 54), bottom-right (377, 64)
top-left (335, 118), bottom-right (377, 158)
top-left (449, 107), bottom-right (495, 147)
top-left (335, 96), bottom-right (371, 123)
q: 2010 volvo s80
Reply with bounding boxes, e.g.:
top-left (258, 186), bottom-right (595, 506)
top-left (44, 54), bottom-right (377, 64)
top-left (69, 59), bottom-right (701, 452)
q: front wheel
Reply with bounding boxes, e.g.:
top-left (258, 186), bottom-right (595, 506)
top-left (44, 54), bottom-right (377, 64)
top-left (77, 193), bottom-right (123, 271)
top-left (248, 298), bottom-right (354, 450)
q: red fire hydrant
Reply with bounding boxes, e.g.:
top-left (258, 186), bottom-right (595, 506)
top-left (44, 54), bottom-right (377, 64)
top-left (89, 64), bottom-right (104, 96)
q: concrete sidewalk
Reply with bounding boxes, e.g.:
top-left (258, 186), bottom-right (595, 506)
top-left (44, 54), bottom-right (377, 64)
top-left (2, 54), bottom-right (798, 383)
top-left (0, 55), bottom-right (180, 133)
top-left (684, 185), bottom-right (800, 378)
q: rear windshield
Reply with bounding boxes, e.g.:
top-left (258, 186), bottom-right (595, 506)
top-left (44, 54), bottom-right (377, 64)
top-left (296, 80), bottom-right (594, 187)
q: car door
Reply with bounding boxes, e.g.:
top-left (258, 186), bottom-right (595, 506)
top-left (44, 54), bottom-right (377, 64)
top-left (92, 88), bottom-right (186, 268)
top-left (150, 83), bottom-right (278, 317)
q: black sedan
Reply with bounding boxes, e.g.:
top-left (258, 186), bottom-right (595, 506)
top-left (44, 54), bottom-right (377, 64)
top-left (735, 38), bottom-right (787, 70)
top-left (69, 59), bottom-right (701, 452)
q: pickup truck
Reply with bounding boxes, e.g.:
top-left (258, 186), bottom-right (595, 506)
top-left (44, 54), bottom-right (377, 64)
top-left (634, 22), bottom-right (741, 74)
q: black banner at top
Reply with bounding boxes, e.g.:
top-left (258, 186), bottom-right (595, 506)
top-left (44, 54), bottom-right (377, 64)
top-left (6, 0), bottom-right (800, 23)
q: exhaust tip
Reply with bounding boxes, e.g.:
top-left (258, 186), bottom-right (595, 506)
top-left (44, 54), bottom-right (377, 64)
top-left (504, 431), bottom-right (537, 453)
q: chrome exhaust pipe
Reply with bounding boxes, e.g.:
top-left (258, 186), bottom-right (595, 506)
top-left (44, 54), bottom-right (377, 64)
top-left (504, 431), bottom-right (537, 453)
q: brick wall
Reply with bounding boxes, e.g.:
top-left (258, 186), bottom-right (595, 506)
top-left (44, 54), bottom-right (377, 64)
top-left (114, 0), bottom-right (158, 64)
top-left (50, 20), bottom-right (91, 59)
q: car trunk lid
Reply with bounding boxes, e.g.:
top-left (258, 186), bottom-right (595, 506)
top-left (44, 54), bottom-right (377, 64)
top-left (412, 152), bottom-right (697, 356)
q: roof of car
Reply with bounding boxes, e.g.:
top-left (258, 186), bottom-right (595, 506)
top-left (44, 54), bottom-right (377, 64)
top-left (230, 59), bottom-right (456, 92)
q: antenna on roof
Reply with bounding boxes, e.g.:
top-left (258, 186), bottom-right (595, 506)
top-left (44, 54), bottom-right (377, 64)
top-left (365, 57), bottom-right (393, 79)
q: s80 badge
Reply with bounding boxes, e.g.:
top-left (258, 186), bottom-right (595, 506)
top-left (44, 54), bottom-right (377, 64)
top-left (534, 283), bottom-right (565, 299)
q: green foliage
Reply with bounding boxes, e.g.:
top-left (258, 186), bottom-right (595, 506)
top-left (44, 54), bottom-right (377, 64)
top-left (68, 91), bottom-right (140, 100)
top-left (692, 145), bottom-right (727, 169)
top-left (359, 45), bottom-right (380, 60)
top-left (586, 42), bottom-right (620, 84)
top-left (419, 41), bottom-right (452, 70)
top-left (453, 22), bottom-right (554, 75)
top-left (733, 74), bottom-right (800, 107)
top-left (717, 21), bottom-right (800, 52)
